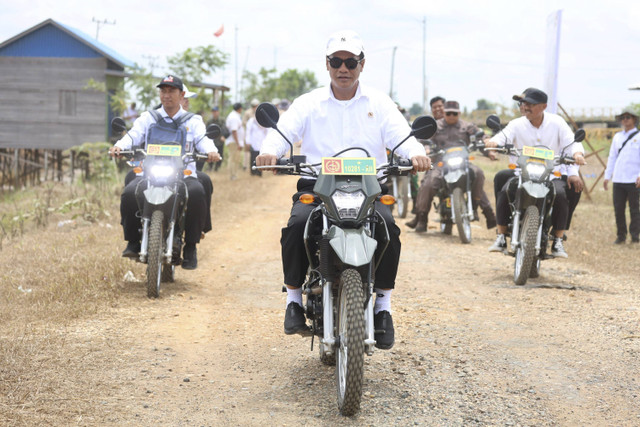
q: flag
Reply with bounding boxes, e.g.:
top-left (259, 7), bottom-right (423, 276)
top-left (544, 10), bottom-right (562, 114)
top-left (214, 24), bottom-right (224, 37)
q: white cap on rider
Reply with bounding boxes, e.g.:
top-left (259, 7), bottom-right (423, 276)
top-left (183, 85), bottom-right (197, 99)
top-left (326, 30), bottom-right (364, 57)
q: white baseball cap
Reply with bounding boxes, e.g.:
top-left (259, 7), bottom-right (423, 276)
top-left (183, 85), bottom-right (197, 99)
top-left (326, 30), bottom-right (364, 57)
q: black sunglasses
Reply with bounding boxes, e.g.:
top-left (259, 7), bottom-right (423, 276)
top-left (445, 112), bottom-right (459, 116)
top-left (620, 115), bottom-right (633, 120)
top-left (327, 56), bottom-right (362, 70)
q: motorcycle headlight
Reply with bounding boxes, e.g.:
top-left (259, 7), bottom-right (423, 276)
top-left (331, 190), bottom-right (366, 219)
top-left (524, 162), bottom-right (546, 181)
top-left (150, 164), bottom-right (177, 179)
top-left (446, 157), bottom-right (464, 168)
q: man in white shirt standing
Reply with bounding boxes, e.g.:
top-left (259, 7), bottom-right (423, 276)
top-left (484, 87), bottom-right (586, 257)
top-left (225, 103), bottom-right (244, 180)
top-left (604, 109), bottom-right (640, 244)
top-left (256, 30), bottom-right (430, 349)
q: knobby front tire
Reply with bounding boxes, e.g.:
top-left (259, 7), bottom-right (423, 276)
top-left (336, 269), bottom-right (365, 416)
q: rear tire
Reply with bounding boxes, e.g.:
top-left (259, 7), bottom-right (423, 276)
top-left (336, 269), bottom-right (365, 416)
top-left (514, 205), bottom-right (539, 286)
top-left (453, 187), bottom-right (471, 244)
top-left (147, 210), bottom-right (164, 298)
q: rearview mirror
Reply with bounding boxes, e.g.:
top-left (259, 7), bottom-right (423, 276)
top-left (573, 128), bottom-right (586, 143)
top-left (111, 117), bottom-right (127, 133)
top-left (411, 116), bottom-right (437, 140)
top-left (486, 114), bottom-right (501, 131)
top-left (206, 123), bottom-right (221, 140)
top-left (255, 102), bottom-right (280, 129)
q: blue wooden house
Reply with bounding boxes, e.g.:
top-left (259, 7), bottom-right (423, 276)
top-left (0, 18), bottom-right (134, 150)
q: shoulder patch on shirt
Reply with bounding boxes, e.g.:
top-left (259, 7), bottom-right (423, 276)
top-left (368, 112), bottom-right (374, 118)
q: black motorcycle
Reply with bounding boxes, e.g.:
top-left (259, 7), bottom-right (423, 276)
top-left (111, 118), bottom-right (219, 297)
top-left (253, 103), bottom-right (436, 415)
top-left (486, 114), bottom-right (585, 285)
top-left (426, 132), bottom-right (484, 243)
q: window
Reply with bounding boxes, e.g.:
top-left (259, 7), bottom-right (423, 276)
top-left (59, 90), bottom-right (77, 116)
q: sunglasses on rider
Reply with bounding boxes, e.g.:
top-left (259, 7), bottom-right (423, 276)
top-left (445, 112), bottom-right (459, 116)
top-left (327, 56), bottom-right (362, 70)
top-left (620, 115), bottom-right (633, 120)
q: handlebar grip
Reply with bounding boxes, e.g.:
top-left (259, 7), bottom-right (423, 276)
top-left (397, 158), bottom-right (412, 167)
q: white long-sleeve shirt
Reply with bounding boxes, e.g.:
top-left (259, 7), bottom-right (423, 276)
top-left (260, 83), bottom-right (426, 171)
top-left (604, 127), bottom-right (640, 183)
top-left (225, 110), bottom-right (245, 147)
top-left (489, 112), bottom-right (584, 177)
top-left (115, 106), bottom-right (216, 178)
top-left (245, 117), bottom-right (268, 151)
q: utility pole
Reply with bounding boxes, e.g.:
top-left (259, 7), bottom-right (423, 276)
top-left (389, 46), bottom-right (397, 100)
top-left (422, 16), bottom-right (427, 113)
top-left (235, 25), bottom-right (239, 103)
top-left (92, 17), bottom-right (115, 40)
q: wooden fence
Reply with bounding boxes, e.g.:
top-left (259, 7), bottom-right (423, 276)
top-left (0, 148), bottom-right (91, 192)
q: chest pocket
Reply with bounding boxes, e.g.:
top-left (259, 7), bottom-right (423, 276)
top-left (146, 110), bottom-right (194, 150)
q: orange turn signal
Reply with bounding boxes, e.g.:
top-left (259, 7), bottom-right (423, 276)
top-left (183, 170), bottom-right (192, 176)
top-left (133, 167), bottom-right (143, 174)
top-left (553, 171), bottom-right (561, 177)
top-left (469, 156), bottom-right (476, 161)
top-left (380, 194), bottom-right (395, 206)
top-left (437, 161), bottom-right (444, 167)
top-left (508, 163), bottom-right (517, 170)
top-left (299, 193), bottom-right (315, 204)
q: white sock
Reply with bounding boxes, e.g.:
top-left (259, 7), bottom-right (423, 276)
top-left (374, 289), bottom-right (392, 314)
top-left (286, 287), bottom-right (303, 308)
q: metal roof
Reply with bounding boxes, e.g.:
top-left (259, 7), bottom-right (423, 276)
top-left (0, 18), bottom-right (134, 68)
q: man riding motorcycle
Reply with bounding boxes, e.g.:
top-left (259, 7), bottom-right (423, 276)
top-left (109, 75), bottom-right (220, 269)
top-left (485, 87), bottom-right (585, 257)
top-left (256, 30), bottom-right (430, 349)
top-left (406, 100), bottom-right (496, 232)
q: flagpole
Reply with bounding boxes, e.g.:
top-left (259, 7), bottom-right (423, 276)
top-left (235, 25), bottom-right (239, 103)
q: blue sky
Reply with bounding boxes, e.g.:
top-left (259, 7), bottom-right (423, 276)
top-left (2, 0), bottom-right (639, 114)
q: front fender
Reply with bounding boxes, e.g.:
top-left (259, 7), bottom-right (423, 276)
top-left (522, 181), bottom-right (549, 199)
top-left (444, 169), bottom-right (464, 185)
top-left (328, 226), bottom-right (378, 267)
top-left (143, 186), bottom-right (174, 205)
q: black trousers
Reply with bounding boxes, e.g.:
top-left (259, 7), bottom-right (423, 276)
top-left (562, 175), bottom-right (582, 230)
top-left (249, 148), bottom-right (262, 176)
top-left (612, 183), bottom-right (640, 240)
top-left (495, 172), bottom-right (569, 231)
top-left (120, 176), bottom-right (206, 245)
top-left (124, 170), bottom-right (213, 233)
top-left (281, 179), bottom-right (401, 289)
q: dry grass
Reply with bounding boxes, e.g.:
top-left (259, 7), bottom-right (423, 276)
top-left (0, 171), bottom-right (144, 425)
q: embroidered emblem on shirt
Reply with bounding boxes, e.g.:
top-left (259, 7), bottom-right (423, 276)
top-left (368, 112), bottom-right (374, 118)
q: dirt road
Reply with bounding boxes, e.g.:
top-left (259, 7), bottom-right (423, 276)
top-left (18, 171), bottom-right (640, 426)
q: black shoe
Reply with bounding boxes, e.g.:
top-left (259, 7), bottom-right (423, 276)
top-left (614, 237), bottom-right (626, 244)
top-left (631, 238), bottom-right (639, 244)
top-left (374, 311), bottom-right (395, 350)
top-left (182, 244), bottom-right (198, 270)
top-left (284, 302), bottom-right (310, 335)
top-left (122, 241), bottom-right (140, 258)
